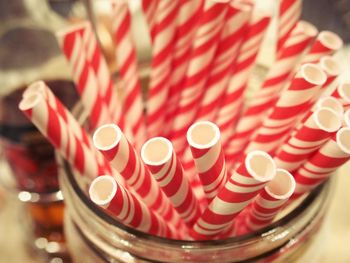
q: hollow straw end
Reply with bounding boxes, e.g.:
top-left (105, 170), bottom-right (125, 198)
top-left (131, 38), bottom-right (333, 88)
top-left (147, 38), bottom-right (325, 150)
top-left (89, 175), bottom-right (118, 208)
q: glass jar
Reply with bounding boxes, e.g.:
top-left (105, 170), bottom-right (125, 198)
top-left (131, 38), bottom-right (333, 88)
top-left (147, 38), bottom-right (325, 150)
top-left (59, 158), bottom-right (334, 263)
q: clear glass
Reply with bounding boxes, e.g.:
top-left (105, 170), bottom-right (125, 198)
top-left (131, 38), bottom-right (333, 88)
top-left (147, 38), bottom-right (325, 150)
top-left (59, 158), bottom-right (334, 263)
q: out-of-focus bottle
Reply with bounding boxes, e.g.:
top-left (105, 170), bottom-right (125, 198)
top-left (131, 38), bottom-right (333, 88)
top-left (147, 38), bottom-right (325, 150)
top-left (0, 0), bottom-right (89, 261)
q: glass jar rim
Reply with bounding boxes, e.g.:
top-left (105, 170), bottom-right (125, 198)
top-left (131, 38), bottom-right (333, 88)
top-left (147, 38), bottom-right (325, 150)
top-left (62, 160), bottom-right (329, 245)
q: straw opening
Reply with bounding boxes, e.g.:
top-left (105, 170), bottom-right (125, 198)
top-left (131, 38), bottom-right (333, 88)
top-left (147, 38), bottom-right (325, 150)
top-left (299, 21), bottom-right (318, 37)
top-left (246, 151), bottom-right (276, 182)
top-left (19, 93), bottom-right (43, 111)
top-left (265, 169), bottom-right (295, 199)
top-left (89, 175), bottom-right (117, 206)
top-left (319, 31), bottom-right (343, 50)
top-left (141, 137), bottom-right (172, 166)
top-left (301, 64), bottom-right (327, 86)
top-left (338, 83), bottom-right (350, 102)
top-left (187, 121), bottom-right (220, 149)
top-left (336, 127), bottom-right (350, 154)
top-left (314, 108), bottom-right (342, 133)
top-left (23, 81), bottom-right (46, 98)
top-left (316, 97), bottom-right (343, 115)
top-left (320, 56), bottom-right (341, 76)
top-left (93, 124), bottom-right (121, 151)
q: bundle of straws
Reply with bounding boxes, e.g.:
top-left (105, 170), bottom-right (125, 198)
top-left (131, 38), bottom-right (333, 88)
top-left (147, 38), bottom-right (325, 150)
top-left (18, 0), bottom-right (350, 240)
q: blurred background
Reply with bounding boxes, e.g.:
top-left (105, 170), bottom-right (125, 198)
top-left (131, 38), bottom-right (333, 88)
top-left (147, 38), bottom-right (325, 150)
top-left (0, 0), bottom-right (349, 262)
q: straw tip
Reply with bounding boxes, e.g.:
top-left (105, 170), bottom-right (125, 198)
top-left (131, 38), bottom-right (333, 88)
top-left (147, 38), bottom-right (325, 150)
top-left (300, 64), bottom-right (327, 86)
top-left (141, 137), bottom-right (173, 166)
top-left (265, 169), bottom-right (295, 200)
top-left (320, 56), bottom-right (342, 76)
top-left (93, 123), bottom-right (122, 151)
top-left (319, 31), bottom-right (343, 50)
top-left (187, 121), bottom-right (221, 149)
top-left (89, 175), bottom-right (117, 207)
top-left (336, 127), bottom-right (350, 154)
top-left (298, 21), bottom-right (318, 37)
top-left (18, 92), bottom-right (43, 111)
top-left (23, 81), bottom-right (47, 98)
top-left (245, 151), bottom-right (276, 182)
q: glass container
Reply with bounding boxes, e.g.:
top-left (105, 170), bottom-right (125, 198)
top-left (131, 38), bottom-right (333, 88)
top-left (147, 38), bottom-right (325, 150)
top-left (60, 159), bottom-right (334, 263)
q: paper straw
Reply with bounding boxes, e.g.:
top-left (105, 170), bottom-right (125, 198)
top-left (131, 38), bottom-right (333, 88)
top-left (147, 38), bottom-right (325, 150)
top-left (111, 0), bottom-right (147, 149)
top-left (318, 56), bottom-right (341, 94)
top-left (89, 175), bottom-right (180, 239)
top-left (225, 21), bottom-right (317, 165)
top-left (292, 127), bottom-right (350, 198)
top-left (93, 124), bottom-right (184, 228)
top-left (191, 151), bottom-right (276, 240)
top-left (22, 81), bottom-right (114, 174)
top-left (276, 0), bottom-right (302, 53)
top-left (56, 27), bottom-right (111, 130)
top-left (146, 0), bottom-right (179, 137)
top-left (244, 64), bottom-right (327, 155)
top-left (169, 0), bottom-right (229, 155)
top-left (19, 93), bottom-right (100, 179)
top-left (301, 31), bottom-right (343, 64)
top-left (79, 22), bottom-right (122, 125)
top-left (237, 169), bottom-right (295, 235)
top-left (316, 96), bottom-right (344, 115)
top-left (215, 8), bottom-right (271, 147)
top-left (274, 108), bottom-right (342, 172)
top-left (23, 82), bottom-right (91, 147)
top-left (296, 96), bottom-right (343, 127)
top-left (195, 2), bottom-right (251, 124)
top-left (141, 137), bottom-right (201, 226)
top-left (164, 0), bottom-right (203, 131)
top-left (332, 83), bottom-right (350, 110)
top-left (187, 121), bottom-right (227, 203)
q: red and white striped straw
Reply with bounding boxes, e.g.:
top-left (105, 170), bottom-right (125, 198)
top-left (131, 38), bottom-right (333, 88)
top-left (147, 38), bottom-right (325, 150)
top-left (22, 81), bottom-right (115, 176)
top-left (301, 31), bottom-right (343, 64)
top-left (276, 0), bottom-right (302, 53)
top-left (274, 108), bottom-right (342, 173)
top-left (111, 0), bottom-right (147, 149)
top-left (89, 175), bottom-right (180, 239)
top-left (164, 0), bottom-right (203, 131)
top-left (93, 124), bottom-right (184, 228)
top-left (225, 21), bottom-right (317, 164)
top-left (195, 2), bottom-right (251, 124)
top-left (332, 83), bottom-right (350, 110)
top-left (187, 121), bottom-right (227, 203)
top-left (244, 64), bottom-right (327, 155)
top-left (191, 151), bottom-right (276, 240)
top-left (215, 8), bottom-right (271, 146)
top-left (79, 22), bottom-right (122, 124)
top-left (169, 0), bottom-right (229, 155)
top-left (146, 0), bottom-right (179, 137)
top-left (56, 27), bottom-right (111, 130)
top-left (141, 137), bottom-right (201, 226)
top-left (318, 56), bottom-right (341, 94)
top-left (19, 92), bottom-right (100, 179)
top-left (237, 169), bottom-right (295, 235)
top-left (292, 127), bottom-right (350, 198)
top-left (23, 81), bottom-right (91, 149)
